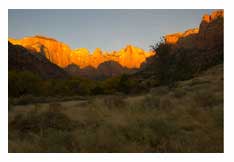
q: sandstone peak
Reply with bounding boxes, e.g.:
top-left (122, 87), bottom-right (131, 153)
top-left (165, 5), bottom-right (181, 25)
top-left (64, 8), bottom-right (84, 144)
top-left (8, 41), bottom-right (68, 79)
top-left (163, 10), bottom-right (223, 51)
top-left (93, 48), bottom-right (103, 54)
top-left (183, 28), bottom-right (199, 37)
top-left (73, 48), bottom-right (90, 54)
top-left (164, 32), bottom-right (183, 44)
top-left (33, 35), bottom-right (58, 42)
top-left (164, 10), bottom-right (223, 47)
top-left (164, 28), bottom-right (199, 44)
top-left (8, 36), bottom-right (155, 69)
top-left (202, 10), bottom-right (224, 23)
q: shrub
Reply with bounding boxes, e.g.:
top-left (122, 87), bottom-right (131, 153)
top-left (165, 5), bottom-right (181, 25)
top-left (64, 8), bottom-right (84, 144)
top-left (91, 85), bottom-right (105, 95)
top-left (173, 88), bottom-right (186, 98)
top-left (141, 95), bottom-right (160, 109)
top-left (14, 95), bottom-right (36, 105)
top-left (150, 40), bottom-right (174, 84)
top-left (9, 112), bottom-right (42, 135)
top-left (9, 70), bottom-right (43, 97)
top-left (101, 76), bottom-right (120, 94)
top-left (9, 110), bottom-right (75, 136)
top-left (150, 86), bottom-right (169, 96)
top-left (193, 90), bottom-right (220, 108)
top-left (48, 102), bottom-right (64, 112)
top-left (103, 95), bottom-right (126, 109)
top-left (117, 74), bottom-right (130, 93)
top-left (150, 37), bottom-right (223, 85)
top-left (159, 96), bottom-right (173, 110)
top-left (38, 129), bottom-right (78, 153)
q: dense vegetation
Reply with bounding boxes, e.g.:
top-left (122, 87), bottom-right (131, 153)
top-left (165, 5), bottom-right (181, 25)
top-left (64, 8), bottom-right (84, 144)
top-left (148, 39), bottom-right (223, 85)
top-left (8, 70), bottom-right (139, 97)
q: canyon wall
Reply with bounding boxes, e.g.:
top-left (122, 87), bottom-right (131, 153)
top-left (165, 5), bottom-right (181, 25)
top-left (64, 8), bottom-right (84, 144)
top-left (9, 36), bottom-right (154, 69)
top-left (164, 10), bottom-right (223, 50)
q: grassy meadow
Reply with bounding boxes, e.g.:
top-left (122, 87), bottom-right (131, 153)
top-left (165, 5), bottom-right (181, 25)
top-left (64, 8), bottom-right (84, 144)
top-left (8, 64), bottom-right (223, 153)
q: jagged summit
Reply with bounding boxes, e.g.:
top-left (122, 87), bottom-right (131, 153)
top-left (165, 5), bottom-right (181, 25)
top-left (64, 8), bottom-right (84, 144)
top-left (202, 10), bottom-right (224, 23)
top-left (164, 28), bottom-right (199, 44)
top-left (9, 36), bottom-right (155, 69)
top-left (164, 10), bottom-right (223, 49)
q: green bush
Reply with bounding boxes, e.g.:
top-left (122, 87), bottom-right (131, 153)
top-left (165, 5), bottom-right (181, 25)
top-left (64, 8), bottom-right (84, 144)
top-left (193, 90), bottom-right (221, 108)
top-left (38, 129), bottom-right (78, 153)
top-left (150, 38), bottom-right (223, 85)
top-left (9, 70), bottom-right (42, 97)
top-left (91, 85), bottom-right (105, 95)
top-left (9, 70), bottom-right (96, 97)
top-left (159, 96), bottom-right (173, 110)
top-left (117, 74), bottom-right (137, 94)
top-left (9, 110), bottom-right (75, 136)
top-left (103, 95), bottom-right (126, 109)
top-left (141, 95), bottom-right (160, 109)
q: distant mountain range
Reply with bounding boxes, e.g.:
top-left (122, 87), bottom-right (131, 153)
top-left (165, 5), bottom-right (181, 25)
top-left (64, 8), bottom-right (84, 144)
top-left (9, 35), bottom-right (154, 79)
top-left (8, 10), bottom-right (223, 79)
top-left (8, 36), bottom-right (154, 69)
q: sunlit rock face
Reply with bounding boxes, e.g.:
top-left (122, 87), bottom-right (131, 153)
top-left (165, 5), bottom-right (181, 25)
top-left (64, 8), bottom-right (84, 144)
top-left (9, 36), bottom-right (155, 69)
top-left (164, 28), bottom-right (199, 45)
top-left (70, 48), bottom-right (91, 68)
top-left (201, 10), bottom-right (224, 24)
top-left (198, 10), bottom-right (224, 49)
top-left (9, 35), bottom-right (71, 67)
top-left (118, 45), bottom-right (153, 68)
top-left (70, 45), bottom-right (154, 69)
top-left (8, 42), bottom-right (68, 79)
top-left (164, 10), bottom-right (224, 50)
top-left (90, 48), bottom-right (105, 68)
top-left (164, 32), bottom-right (184, 44)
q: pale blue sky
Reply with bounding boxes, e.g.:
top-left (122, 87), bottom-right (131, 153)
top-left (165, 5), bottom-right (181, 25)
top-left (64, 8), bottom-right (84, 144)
top-left (8, 9), bottom-right (215, 52)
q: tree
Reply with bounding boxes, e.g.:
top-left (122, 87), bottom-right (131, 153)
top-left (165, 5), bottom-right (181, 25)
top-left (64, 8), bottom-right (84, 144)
top-left (117, 74), bottom-right (132, 94)
top-left (9, 70), bottom-right (42, 97)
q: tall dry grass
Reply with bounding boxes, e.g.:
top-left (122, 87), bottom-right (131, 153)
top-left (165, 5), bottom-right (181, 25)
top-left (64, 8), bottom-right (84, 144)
top-left (8, 65), bottom-right (223, 153)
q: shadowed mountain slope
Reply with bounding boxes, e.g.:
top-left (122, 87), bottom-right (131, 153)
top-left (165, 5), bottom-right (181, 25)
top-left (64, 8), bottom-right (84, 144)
top-left (8, 42), bottom-right (68, 79)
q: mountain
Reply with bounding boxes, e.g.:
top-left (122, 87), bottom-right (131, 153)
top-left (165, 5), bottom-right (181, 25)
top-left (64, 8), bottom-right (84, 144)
top-left (138, 10), bottom-right (223, 86)
top-left (97, 61), bottom-right (128, 77)
top-left (164, 10), bottom-right (223, 50)
top-left (65, 60), bottom-right (135, 79)
top-left (9, 10), bottom-right (222, 81)
top-left (9, 35), bottom-right (71, 68)
top-left (165, 10), bottom-right (223, 67)
top-left (8, 42), bottom-right (68, 79)
top-left (9, 37), bottom-right (154, 69)
top-left (164, 28), bottom-right (199, 45)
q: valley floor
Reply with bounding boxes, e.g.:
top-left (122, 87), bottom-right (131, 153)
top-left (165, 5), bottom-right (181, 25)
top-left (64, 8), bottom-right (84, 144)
top-left (8, 64), bottom-right (223, 153)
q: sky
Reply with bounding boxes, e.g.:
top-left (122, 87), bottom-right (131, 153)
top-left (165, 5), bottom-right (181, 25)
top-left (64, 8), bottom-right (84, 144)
top-left (8, 9), bottom-right (215, 52)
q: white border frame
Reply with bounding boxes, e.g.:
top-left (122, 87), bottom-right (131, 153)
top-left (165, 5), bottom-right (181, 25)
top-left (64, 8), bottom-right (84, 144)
top-left (1, 0), bottom-right (233, 162)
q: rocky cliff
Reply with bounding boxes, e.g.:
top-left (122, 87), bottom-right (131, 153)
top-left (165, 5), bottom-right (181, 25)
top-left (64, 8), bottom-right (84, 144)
top-left (164, 10), bottom-right (224, 50)
top-left (164, 28), bottom-right (199, 45)
top-left (8, 42), bottom-right (68, 79)
top-left (9, 36), bottom-right (154, 69)
top-left (9, 36), bottom-right (71, 67)
top-left (138, 10), bottom-right (223, 87)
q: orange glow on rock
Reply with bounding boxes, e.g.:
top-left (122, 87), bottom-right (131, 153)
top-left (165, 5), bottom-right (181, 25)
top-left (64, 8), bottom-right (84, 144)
top-left (9, 36), bottom-right (155, 69)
